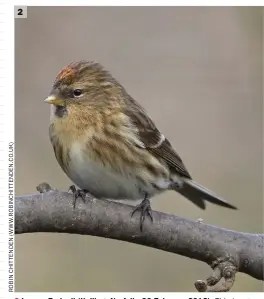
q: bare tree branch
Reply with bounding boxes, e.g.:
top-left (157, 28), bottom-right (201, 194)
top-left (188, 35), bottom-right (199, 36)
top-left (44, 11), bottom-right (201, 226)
top-left (15, 184), bottom-right (264, 292)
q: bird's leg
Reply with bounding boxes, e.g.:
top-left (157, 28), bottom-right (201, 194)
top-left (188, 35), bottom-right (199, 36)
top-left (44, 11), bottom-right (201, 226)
top-left (131, 194), bottom-right (153, 231)
top-left (68, 185), bottom-right (88, 209)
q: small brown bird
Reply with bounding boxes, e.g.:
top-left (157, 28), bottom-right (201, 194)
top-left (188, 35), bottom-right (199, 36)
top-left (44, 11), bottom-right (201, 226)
top-left (45, 61), bottom-right (237, 230)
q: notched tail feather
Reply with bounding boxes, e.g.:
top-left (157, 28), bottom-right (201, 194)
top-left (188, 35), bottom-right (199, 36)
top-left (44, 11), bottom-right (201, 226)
top-left (175, 179), bottom-right (237, 210)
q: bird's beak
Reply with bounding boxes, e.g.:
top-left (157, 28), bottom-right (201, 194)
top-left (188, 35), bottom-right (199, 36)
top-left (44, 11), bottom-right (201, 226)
top-left (44, 95), bottom-right (65, 106)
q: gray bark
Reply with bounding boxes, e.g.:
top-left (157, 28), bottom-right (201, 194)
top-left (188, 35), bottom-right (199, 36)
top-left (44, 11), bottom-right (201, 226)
top-left (15, 185), bottom-right (264, 292)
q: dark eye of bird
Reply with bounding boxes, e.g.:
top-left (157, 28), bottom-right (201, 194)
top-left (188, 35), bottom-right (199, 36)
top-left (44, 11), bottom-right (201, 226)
top-left (73, 89), bottom-right (83, 97)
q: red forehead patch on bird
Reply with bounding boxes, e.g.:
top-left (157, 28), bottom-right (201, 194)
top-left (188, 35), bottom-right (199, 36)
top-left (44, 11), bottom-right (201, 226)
top-left (55, 65), bottom-right (76, 82)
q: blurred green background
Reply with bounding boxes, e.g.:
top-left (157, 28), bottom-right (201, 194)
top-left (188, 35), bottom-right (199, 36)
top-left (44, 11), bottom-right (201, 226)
top-left (15, 6), bottom-right (263, 292)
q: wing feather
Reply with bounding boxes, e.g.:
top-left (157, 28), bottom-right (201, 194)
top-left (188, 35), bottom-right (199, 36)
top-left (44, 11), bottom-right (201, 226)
top-left (123, 96), bottom-right (192, 179)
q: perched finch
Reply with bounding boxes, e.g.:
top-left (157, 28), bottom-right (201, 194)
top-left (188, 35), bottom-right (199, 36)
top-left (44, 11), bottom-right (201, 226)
top-left (45, 60), bottom-right (237, 230)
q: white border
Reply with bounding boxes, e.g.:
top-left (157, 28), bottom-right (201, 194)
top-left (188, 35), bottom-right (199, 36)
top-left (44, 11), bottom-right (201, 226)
top-left (9, 293), bottom-right (264, 299)
top-left (4, 0), bottom-right (264, 6)
top-left (0, 1), bottom-right (15, 298)
top-left (0, 1), bottom-right (263, 298)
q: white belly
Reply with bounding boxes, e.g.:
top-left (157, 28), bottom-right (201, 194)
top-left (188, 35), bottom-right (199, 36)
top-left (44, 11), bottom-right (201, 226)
top-left (67, 142), bottom-right (172, 200)
top-left (68, 142), bottom-right (141, 200)
top-left (69, 160), bottom-right (143, 199)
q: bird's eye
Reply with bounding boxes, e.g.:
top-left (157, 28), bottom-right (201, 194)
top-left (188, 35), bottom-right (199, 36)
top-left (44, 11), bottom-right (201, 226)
top-left (73, 89), bottom-right (83, 97)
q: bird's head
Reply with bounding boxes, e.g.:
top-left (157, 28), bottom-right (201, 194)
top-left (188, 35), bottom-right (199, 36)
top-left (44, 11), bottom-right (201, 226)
top-left (44, 61), bottom-right (122, 116)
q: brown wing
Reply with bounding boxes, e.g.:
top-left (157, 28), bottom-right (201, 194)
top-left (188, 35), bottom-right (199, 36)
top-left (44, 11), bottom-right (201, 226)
top-left (123, 96), bottom-right (192, 179)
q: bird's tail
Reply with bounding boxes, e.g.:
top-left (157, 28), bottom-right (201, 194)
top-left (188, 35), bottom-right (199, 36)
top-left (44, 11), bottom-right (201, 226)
top-left (175, 178), bottom-right (237, 210)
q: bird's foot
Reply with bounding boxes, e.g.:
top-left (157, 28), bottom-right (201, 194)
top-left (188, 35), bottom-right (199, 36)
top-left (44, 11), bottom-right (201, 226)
top-left (131, 197), bottom-right (153, 231)
top-left (68, 185), bottom-right (88, 209)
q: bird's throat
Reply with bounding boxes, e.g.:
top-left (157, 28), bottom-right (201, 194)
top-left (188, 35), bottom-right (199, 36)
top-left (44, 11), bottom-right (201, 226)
top-left (54, 105), bottom-right (68, 118)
